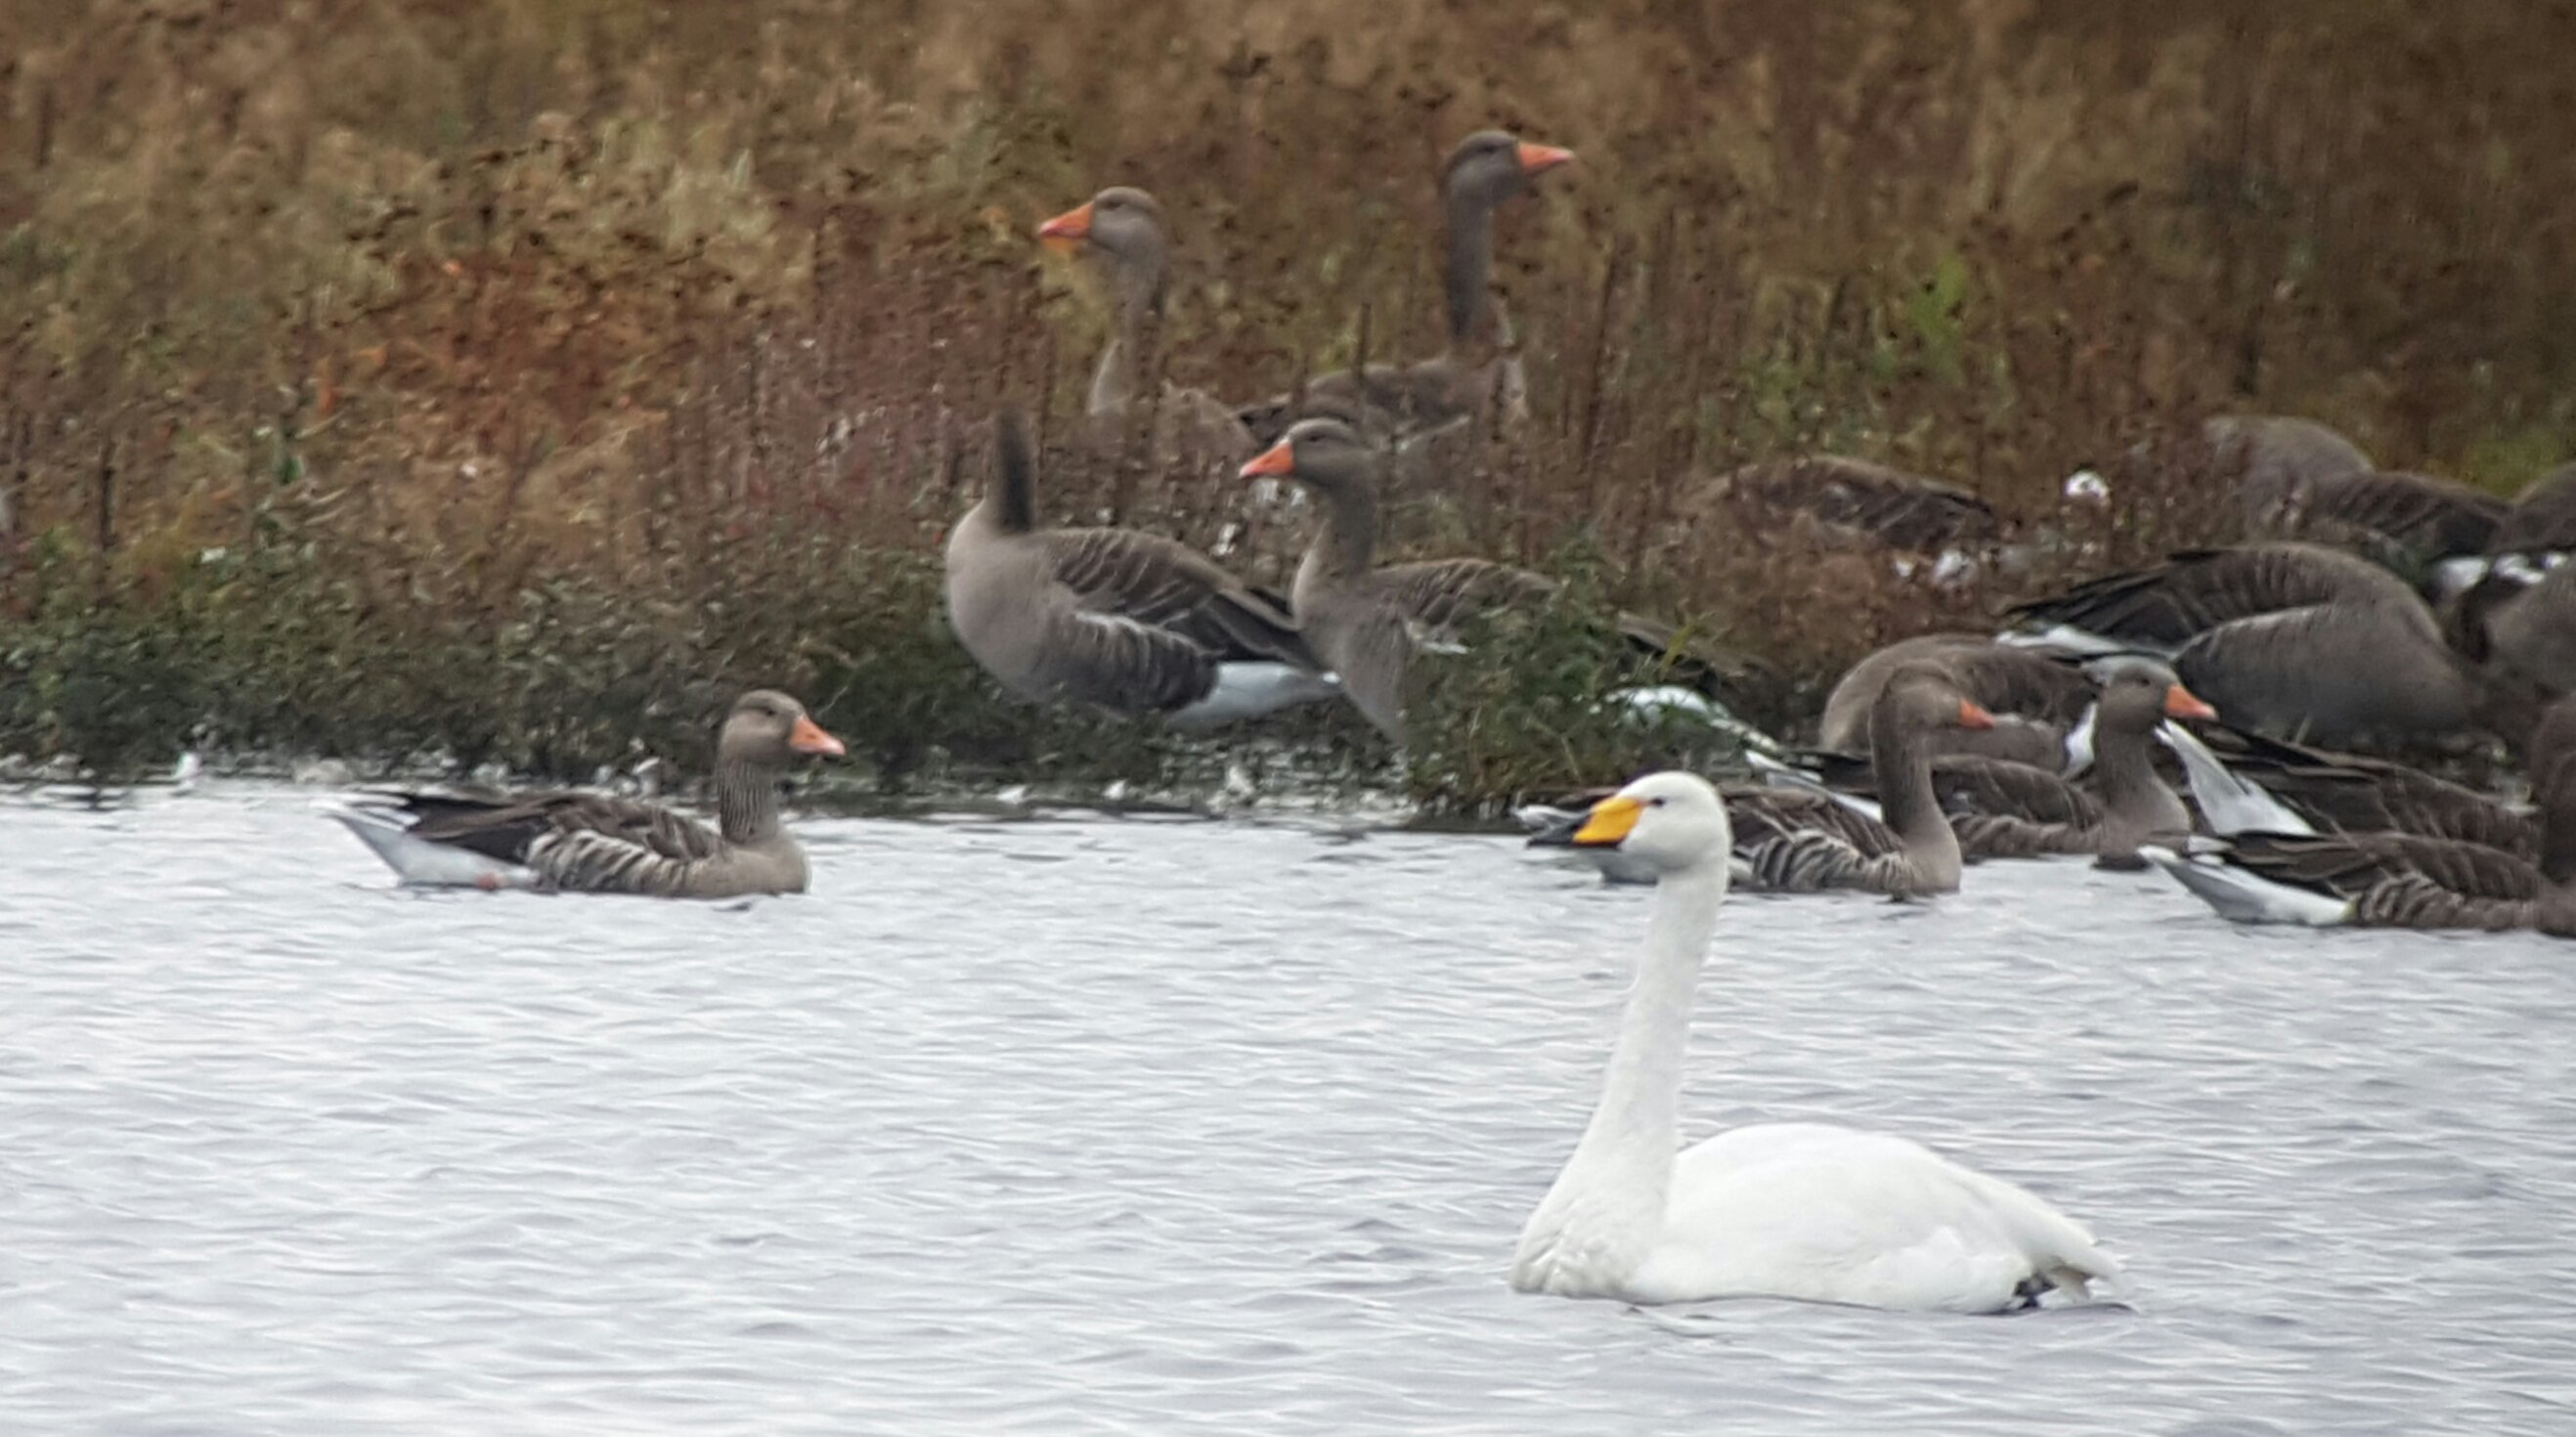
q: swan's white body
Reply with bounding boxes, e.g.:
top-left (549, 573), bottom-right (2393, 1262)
top-left (1510, 773), bottom-right (2119, 1313)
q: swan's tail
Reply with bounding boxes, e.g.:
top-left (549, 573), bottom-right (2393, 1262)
top-left (325, 802), bottom-right (535, 889)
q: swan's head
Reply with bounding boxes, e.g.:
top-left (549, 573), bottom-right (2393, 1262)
top-left (1571, 771), bottom-right (1731, 875)
top-left (1240, 417), bottom-right (1380, 496)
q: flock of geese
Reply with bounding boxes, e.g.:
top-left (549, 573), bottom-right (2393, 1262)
top-left (315, 129), bottom-right (2574, 1316)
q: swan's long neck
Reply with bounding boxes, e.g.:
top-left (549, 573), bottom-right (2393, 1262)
top-left (1514, 858), bottom-right (1726, 1292)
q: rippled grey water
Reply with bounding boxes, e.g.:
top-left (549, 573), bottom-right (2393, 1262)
top-left (4, 784), bottom-right (2574, 1434)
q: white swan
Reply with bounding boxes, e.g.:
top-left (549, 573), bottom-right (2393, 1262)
top-left (1509, 771), bottom-right (2121, 1313)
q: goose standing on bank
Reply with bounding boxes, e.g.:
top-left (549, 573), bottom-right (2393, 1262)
top-left (1237, 131), bottom-right (1574, 449)
top-left (2008, 543), bottom-right (2518, 751)
top-left (1510, 772), bottom-right (2120, 1312)
top-left (1936, 659), bottom-right (2213, 866)
top-left (2148, 697), bottom-right (2576, 934)
top-left (328, 690), bottom-right (845, 897)
top-left (1726, 664), bottom-right (1996, 895)
top-left (944, 409), bottom-right (1337, 726)
top-left (1035, 187), bottom-right (1255, 465)
top-left (1240, 417), bottom-right (1747, 745)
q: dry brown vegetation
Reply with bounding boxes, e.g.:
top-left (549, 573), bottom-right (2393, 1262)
top-left (4, 0), bottom-right (2573, 793)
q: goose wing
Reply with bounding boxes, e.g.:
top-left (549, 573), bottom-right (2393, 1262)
top-left (1041, 527), bottom-right (1316, 669)
top-left (2272, 470), bottom-right (2507, 561)
top-left (384, 790), bottom-right (723, 865)
top-left (1713, 456), bottom-right (2004, 550)
top-left (2492, 463), bottom-right (2576, 554)
top-left (1724, 787), bottom-right (1923, 892)
top-left (2225, 831), bottom-right (2543, 903)
top-left (2202, 727), bottom-right (2538, 856)
top-left (2009, 544), bottom-right (2410, 647)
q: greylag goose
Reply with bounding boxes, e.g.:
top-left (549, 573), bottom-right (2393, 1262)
top-left (1237, 131), bottom-right (1573, 448)
top-left (2258, 469), bottom-right (2508, 571)
top-left (1818, 633), bottom-right (2099, 773)
top-left (2473, 556), bottom-right (2576, 699)
top-left (2203, 414), bottom-right (2371, 518)
top-left (1036, 187), bottom-right (1255, 464)
top-left (1512, 772), bottom-right (2119, 1311)
top-left (1936, 659), bottom-right (2212, 866)
top-left (2007, 543), bottom-right (2511, 750)
top-left (2149, 696), bottom-right (2576, 933)
top-left (1240, 417), bottom-right (1747, 744)
top-left (1725, 664), bottom-right (1995, 895)
top-left (1694, 456), bottom-right (2005, 557)
top-left (2162, 718), bottom-right (2552, 860)
top-left (2490, 463), bottom-right (2576, 556)
top-left (329, 690), bottom-right (845, 897)
top-left (944, 409), bottom-right (1336, 726)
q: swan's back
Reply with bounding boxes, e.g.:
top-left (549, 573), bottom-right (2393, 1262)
top-left (1642, 1122), bottom-right (2119, 1313)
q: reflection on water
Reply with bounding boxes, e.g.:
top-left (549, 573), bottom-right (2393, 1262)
top-left (2, 784), bottom-right (2571, 1434)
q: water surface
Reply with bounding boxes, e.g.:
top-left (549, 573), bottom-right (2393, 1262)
top-left (4, 784), bottom-right (2571, 1434)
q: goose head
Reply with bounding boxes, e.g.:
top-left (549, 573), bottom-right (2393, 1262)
top-left (1444, 130), bottom-right (1576, 211)
top-left (1038, 187), bottom-right (1169, 306)
top-left (1569, 771), bottom-right (1731, 877)
top-left (1876, 663), bottom-right (1999, 740)
top-left (1239, 416), bottom-right (1382, 497)
top-left (2095, 658), bottom-right (2216, 735)
top-left (720, 690), bottom-right (847, 767)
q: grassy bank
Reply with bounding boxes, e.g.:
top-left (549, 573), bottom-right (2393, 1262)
top-left (4, 1), bottom-right (2573, 804)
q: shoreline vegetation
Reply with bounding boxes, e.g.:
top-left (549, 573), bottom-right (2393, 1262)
top-left (5, 3), bottom-right (2572, 810)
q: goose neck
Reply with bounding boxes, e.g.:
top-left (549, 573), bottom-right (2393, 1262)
top-left (1307, 479), bottom-right (1381, 583)
top-left (715, 756), bottom-right (784, 846)
top-left (1442, 189), bottom-right (1498, 351)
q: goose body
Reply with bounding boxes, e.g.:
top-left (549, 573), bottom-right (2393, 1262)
top-left (2008, 543), bottom-right (2498, 749)
top-left (2150, 696), bottom-right (2576, 933)
top-left (1510, 773), bottom-right (2119, 1312)
top-left (2491, 463), bottom-right (2576, 556)
top-left (329, 690), bottom-right (844, 898)
top-left (944, 409), bottom-right (1338, 725)
top-left (1726, 665), bottom-right (1996, 895)
top-left (1939, 660), bottom-right (2212, 865)
top-left (1243, 418), bottom-right (1746, 744)
top-left (1696, 456), bottom-right (2005, 556)
top-left (2167, 723), bottom-right (2542, 856)
top-left (1237, 132), bottom-right (1572, 451)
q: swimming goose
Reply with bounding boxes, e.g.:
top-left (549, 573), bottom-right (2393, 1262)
top-left (2164, 721), bottom-right (2546, 858)
top-left (944, 409), bottom-right (1337, 726)
top-left (2008, 543), bottom-right (2507, 750)
top-left (329, 690), bottom-right (845, 897)
top-left (1818, 633), bottom-right (2099, 773)
top-left (1236, 131), bottom-right (1573, 449)
top-left (1510, 772), bottom-right (2120, 1312)
top-left (1240, 417), bottom-right (1745, 744)
top-left (2149, 697), bottom-right (2576, 934)
top-left (1036, 187), bottom-right (1256, 466)
top-left (1725, 664), bottom-right (1994, 895)
top-left (1936, 659), bottom-right (2212, 866)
